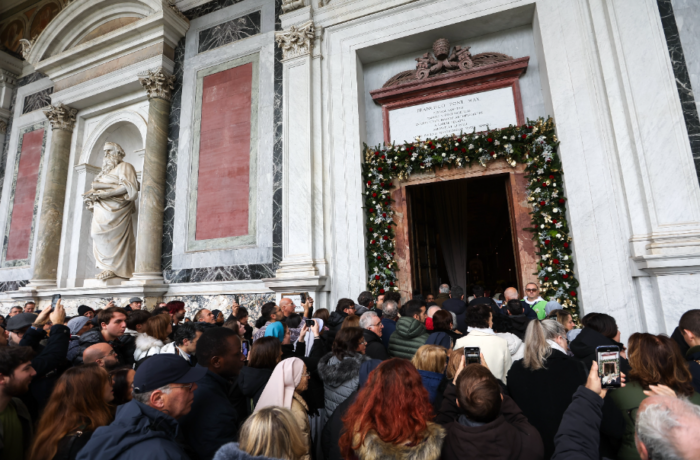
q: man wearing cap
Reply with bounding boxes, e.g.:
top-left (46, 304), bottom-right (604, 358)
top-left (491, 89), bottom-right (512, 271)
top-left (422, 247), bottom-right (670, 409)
top-left (76, 354), bottom-right (206, 460)
top-left (78, 305), bottom-right (95, 319)
top-left (66, 316), bottom-right (93, 363)
top-left (124, 297), bottom-right (142, 312)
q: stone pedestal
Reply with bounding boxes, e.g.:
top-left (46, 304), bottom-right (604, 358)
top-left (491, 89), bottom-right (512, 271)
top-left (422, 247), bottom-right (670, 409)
top-left (128, 69), bottom-right (174, 284)
top-left (28, 104), bottom-right (77, 287)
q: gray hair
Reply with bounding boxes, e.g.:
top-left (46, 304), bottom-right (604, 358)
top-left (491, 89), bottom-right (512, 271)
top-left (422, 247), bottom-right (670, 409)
top-left (523, 319), bottom-right (566, 371)
top-left (427, 306), bottom-right (441, 318)
top-left (359, 311), bottom-right (379, 329)
top-left (382, 300), bottom-right (398, 319)
top-left (132, 384), bottom-right (171, 405)
top-left (449, 311), bottom-right (458, 330)
top-left (636, 397), bottom-right (700, 460)
top-left (438, 284), bottom-right (450, 294)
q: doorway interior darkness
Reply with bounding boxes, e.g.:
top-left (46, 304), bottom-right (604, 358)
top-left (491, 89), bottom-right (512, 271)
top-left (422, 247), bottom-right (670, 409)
top-left (409, 175), bottom-right (518, 298)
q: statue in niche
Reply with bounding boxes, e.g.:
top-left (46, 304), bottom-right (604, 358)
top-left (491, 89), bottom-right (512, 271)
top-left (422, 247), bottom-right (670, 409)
top-left (83, 142), bottom-right (140, 281)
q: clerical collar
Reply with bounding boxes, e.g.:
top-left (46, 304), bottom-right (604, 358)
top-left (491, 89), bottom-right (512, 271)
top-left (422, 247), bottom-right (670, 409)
top-left (524, 296), bottom-right (544, 305)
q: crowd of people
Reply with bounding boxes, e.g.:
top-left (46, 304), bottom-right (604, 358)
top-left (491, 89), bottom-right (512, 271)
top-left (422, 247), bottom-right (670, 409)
top-left (0, 284), bottom-right (699, 460)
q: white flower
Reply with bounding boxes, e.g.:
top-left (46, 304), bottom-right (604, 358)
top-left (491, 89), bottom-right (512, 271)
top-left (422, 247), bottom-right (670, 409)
top-left (563, 256), bottom-right (568, 260)
top-left (553, 281), bottom-right (558, 285)
top-left (455, 143), bottom-right (459, 146)
top-left (372, 201), bottom-right (376, 204)
top-left (547, 267), bottom-right (552, 272)
top-left (468, 144), bottom-right (474, 149)
top-left (553, 183), bottom-right (557, 187)
top-left (553, 208), bottom-right (559, 213)
top-left (556, 222), bottom-right (563, 228)
top-left (540, 224), bottom-right (545, 229)
top-left (478, 148), bottom-right (483, 152)
top-left (503, 136), bottom-right (508, 140)
top-left (511, 135), bottom-right (516, 140)
top-left (534, 187), bottom-right (541, 193)
top-left (494, 140), bottom-right (500, 146)
top-left (537, 169), bottom-right (544, 175)
top-left (442, 153), bottom-right (446, 157)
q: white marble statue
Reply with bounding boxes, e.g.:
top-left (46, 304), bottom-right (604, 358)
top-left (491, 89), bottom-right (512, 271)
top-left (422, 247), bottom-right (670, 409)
top-left (83, 142), bottom-right (140, 280)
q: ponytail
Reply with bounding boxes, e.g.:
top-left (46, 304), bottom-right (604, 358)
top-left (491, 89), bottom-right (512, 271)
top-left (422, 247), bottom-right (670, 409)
top-left (523, 319), bottom-right (567, 370)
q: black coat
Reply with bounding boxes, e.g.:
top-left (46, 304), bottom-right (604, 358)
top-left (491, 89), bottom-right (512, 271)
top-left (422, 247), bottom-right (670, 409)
top-left (362, 329), bottom-right (389, 361)
top-left (54, 430), bottom-right (94, 460)
top-left (569, 328), bottom-right (631, 374)
top-left (180, 367), bottom-right (238, 460)
top-left (72, 330), bottom-right (134, 366)
top-left (508, 315), bottom-right (532, 341)
top-left (237, 366), bottom-right (273, 414)
top-left (672, 326), bottom-right (691, 357)
top-left (687, 345), bottom-right (700, 394)
top-left (507, 349), bottom-right (588, 459)
top-left (551, 386), bottom-right (605, 460)
top-left (442, 298), bottom-right (467, 333)
top-left (326, 311), bottom-right (347, 333)
top-left (322, 390), bottom-right (357, 460)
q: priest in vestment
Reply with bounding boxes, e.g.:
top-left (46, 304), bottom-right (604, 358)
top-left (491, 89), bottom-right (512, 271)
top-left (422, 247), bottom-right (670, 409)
top-left (84, 142), bottom-right (140, 280)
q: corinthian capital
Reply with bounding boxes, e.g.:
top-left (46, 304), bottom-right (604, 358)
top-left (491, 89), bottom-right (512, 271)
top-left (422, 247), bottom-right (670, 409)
top-left (275, 21), bottom-right (315, 60)
top-left (138, 68), bottom-right (176, 102)
top-left (44, 103), bottom-right (78, 132)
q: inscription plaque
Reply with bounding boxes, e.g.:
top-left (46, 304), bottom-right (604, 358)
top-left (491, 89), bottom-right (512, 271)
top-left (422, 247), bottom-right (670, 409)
top-left (388, 87), bottom-right (518, 144)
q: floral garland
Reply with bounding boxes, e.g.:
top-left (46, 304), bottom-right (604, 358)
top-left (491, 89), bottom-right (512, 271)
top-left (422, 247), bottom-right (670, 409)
top-left (362, 117), bottom-right (580, 316)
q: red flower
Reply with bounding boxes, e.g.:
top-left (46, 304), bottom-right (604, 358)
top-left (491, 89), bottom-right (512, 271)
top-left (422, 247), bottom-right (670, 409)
top-left (368, 227), bottom-right (374, 232)
top-left (372, 193), bottom-right (377, 197)
top-left (540, 201), bottom-right (546, 206)
top-left (370, 240), bottom-right (375, 244)
top-left (545, 240), bottom-right (550, 245)
top-left (457, 138), bottom-right (462, 142)
top-left (540, 262), bottom-right (545, 267)
top-left (487, 138), bottom-right (493, 143)
top-left (383, 202), bottom-right (388, 206)
top-left (563, 274), bottom-right (569, 279)
top-left (381, 155), bottom-right (385, 160)
top-left (491, 151), bottom-right (496, 157)
top-left (454, 147), bottom-right (458, 152)
top-left (570, 291), bottom-right (576, 297)
top-left (522, 134), bottom-right (527, 139)
top-left (377, 256), bottom-right (382, 260)
top-left (388, 182), bottom-right (393, 187)
top-left (383, 236), bottom-right (389, 240)
top-left (377, 167), bottom-right (382, 171)
top-left (461, 148), bottom-right (466, 153)
top-left (389, 282), bottom-right (394, 286)
top-left (559, 199), bottom-right (565, 204)
top-left (563, 242), bottom-right (569, 248)
top-left (430, 145), bottom-right (436, 150)
top-left (380, 183), bottom-right (384, 187)
top-left (386, 264), bottom-right (391, 268)
top-left (375, 275), bottom-right (380, 280)
top-left (392, 165), bottom-right (397, 169)
top-left (367, 181), bottom-right (371, 186)
top-left (542, 182), bottom-right (547, 187)
top-left (544, 276), bottom-right (549, 281)
top-left (552, 219), bottom-right (558, 224)
top-left (374, 151), bottom-right (379, 156)
top-left (380, 289), bottom-right (385, 294)
top-left (549, 175), bottom-right (554, 179)
top-left (553, 259), bottom-right (560, 264)
top-left (382, 213), bottom-right (387, 218)
top-left (369, 208), bottom-right (375, 213)
top-left (528, 126), bottom-right (533, 129)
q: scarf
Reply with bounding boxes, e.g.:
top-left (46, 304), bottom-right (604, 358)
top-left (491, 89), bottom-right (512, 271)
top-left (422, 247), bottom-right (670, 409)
top-left (547, 339), bottom-right (568, 355)
top-left (264, 321), bottom-right (285, 341)
top-left (254, 357), bottom-right (304, 412)
top-left (298, 318), bottom-right (324, 357)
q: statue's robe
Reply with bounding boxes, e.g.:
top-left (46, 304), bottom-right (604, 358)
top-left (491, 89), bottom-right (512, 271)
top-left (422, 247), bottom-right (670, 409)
top-left (91, 162), bottom-right (139, 279)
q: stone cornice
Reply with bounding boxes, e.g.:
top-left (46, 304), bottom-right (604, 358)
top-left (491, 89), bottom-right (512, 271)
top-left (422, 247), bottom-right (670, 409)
top-left (275, 21), bottom-right (315, 60)
top-left (138, 67), bottom-right (175, 101)
top-left (44, 103), bottom-right (78, 132)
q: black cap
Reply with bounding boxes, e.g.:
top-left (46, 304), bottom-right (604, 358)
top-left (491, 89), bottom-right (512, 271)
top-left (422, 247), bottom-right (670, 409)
top-left (132, 354), bottom-right (206, 393)
top-left (6, 313), bottom-right (37, 331)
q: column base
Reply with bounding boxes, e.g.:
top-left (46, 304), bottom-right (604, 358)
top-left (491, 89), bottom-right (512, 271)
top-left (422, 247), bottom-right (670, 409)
top-left (274, 257), bottom-right (319, 278)
top-left (124, 272), bottom-right (166, 287)
top-left (25, 279), bottom-right (57, 289)
top-left (263, 274), bottom-right (328, 293)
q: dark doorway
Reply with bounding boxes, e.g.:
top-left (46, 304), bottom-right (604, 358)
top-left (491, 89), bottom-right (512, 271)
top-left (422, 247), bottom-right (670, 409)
top-left (408, 175), bottom-right (518, 297)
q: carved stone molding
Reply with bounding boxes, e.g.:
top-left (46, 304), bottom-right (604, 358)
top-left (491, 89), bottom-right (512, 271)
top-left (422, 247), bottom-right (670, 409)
top-left (0, 120), bottom-right (7, 134)
top-left (18, 38), bottom-right (36, 60)
top-left (0, 70), bottom-right (17, 87)
top-left (138, 68), bottom-right (176, 102)
top-left (44, 103), bottom-right (78, 132)
top-left (166, 0), bottom-right (190, 23)
top-left (281, 0), bottom-right (305, 13)
top-left (383, 38), bottom-right (514, 88)
top-left (275, 21), bottom-right (315, 60)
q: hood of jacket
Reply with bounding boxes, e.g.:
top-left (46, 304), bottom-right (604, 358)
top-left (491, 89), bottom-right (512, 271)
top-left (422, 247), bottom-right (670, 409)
top-left (237, 366), bottom-right (274, 397)
top-left (213, 442), bottom-right (282, 460)
top-left (318, 352), bottom-right (371, 389)
top-left (135, 332), bottom-right (164, 352)
top-left (395, 316), bottom-right (429, 340)
top-left (78, 400), bottom-right (181, 460)
top-left (569, 327), bottom-right (621, 359)
top-left (353, 422), bottom-right (445, 460)
top-left (326, 311), bottom-right (347, 328)
top-left (509, 315), bottom-right (530, 333)
top-left (78, 329), bottom-right (106, 346)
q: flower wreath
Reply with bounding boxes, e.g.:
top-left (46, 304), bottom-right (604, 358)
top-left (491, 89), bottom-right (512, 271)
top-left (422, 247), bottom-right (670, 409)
top-left (362, 117), bottom-right (580, 317)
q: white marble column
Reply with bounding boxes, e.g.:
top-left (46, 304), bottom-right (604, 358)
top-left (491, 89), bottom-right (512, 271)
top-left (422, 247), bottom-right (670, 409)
top-left (264, 9), bottom-right (327, 297)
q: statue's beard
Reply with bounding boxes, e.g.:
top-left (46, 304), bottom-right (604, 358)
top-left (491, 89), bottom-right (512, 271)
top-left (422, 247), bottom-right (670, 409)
top-left (96, 154), bottom-right (121, 180)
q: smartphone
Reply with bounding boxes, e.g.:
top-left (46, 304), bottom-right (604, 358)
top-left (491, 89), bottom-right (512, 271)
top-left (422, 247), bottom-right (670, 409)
top-left (305, 319), bottom-right (315, 328)
top-left (300, 292), bottom-right (307, 304)
top-left (242, 342), bottom-right (249, 358)
top-left (464, 347), bottom-right (481, 365)
top-left (596, 345), bottom-right (622, 388)
top-left (51, 294), bottom-right (61, 311)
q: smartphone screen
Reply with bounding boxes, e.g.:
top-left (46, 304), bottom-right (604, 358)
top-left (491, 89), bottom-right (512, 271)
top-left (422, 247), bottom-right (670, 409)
top-left (242, 342), bottom-right (248, 358)
top-left (51, 294), bottom-right (61, 311)
top-left (597, 347), bottom-right (621, 388)
top-left (464, 347), bottom-right (480, 365)
top-left (305, 319), bottom-right (315, 328)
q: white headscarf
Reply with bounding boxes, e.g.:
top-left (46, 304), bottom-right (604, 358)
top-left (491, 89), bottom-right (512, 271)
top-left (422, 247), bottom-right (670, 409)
top-left (254, 358), bottom-right (305, 412)
top-left (297, 318), bottom-right (323, 357)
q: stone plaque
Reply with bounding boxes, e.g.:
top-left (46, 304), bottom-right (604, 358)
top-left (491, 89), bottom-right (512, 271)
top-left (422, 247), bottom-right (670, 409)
top-left (388, 87), bottom-right (518, 144)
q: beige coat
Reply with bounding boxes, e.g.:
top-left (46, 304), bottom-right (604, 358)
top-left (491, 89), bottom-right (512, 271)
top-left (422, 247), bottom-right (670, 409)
top-left (291, 392), bottom-right (311, 460)
top-left (455, 329), bottom-right (513, 383)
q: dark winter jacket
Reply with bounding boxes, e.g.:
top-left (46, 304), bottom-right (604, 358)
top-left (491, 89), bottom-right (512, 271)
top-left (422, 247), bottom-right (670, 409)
top-left (213, 442), bottom-right (284, 460)
top-left (672, 326), bottom-right (691, 357)
top-left (435, 293), bottom-right (450, 308)
top-left (569, 328), bottom-right (631, 374)
top-left (686, 345), bottom-right (700, 394)
top-left (0, 397), bottom-right (33, 459)
top-left (443, 298), bottom-right (468, 333)
top-left (388, 317), bottom-right (429, 359)
top-left (551, 386), bottom-right (607, 460)
top-left (507, 315), bottom-right (532, 341)
top-left (318, 352), bottom-right (371, 416)
top-left (180, 367), bottom-right (238, 460)
top-left (67, 336), bottom-right (82, 363)
top-left (237, 366), bottom-right (273, 414)
top-left (437, 382), bottom-right (544, 460)
top-left (54, 429), bottom-right (95, 460)
top-left (362, 329), bottom-right (389, 361)
top-left (76, 399), bottom-right (190, 460)
top-left (418, 369), bottom-right (444, 404)
top-left (326, 311), bottom-right (348, 333)
top-left (322, 390), bottom-right (356, 460)
top-left (73, 329), bottom-right (134, 366)
top-left (19, 323), bottom-right (70, 421)
top-left (380, 317), bottom-right (397, 349)
top-left (507, 349), bottom-right (587, 459)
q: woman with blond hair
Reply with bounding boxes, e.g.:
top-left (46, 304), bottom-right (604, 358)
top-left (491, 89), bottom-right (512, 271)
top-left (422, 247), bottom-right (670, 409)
top-left (214, 406), bottom-right (307, 460)
top-left (29, 364), bottom-right (114, 460)
top-left (133, 313), bottom-right (172, 361)
top-left (412, 344), bottom-right (448, 406)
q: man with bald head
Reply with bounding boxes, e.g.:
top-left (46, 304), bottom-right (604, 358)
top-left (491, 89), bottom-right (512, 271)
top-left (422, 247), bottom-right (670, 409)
top-left (83, 343), bottom-right (119, 370)
top-left (278, 297), bottom-right (311, 343)
top-left (503, 287), bottom-right (538, 320)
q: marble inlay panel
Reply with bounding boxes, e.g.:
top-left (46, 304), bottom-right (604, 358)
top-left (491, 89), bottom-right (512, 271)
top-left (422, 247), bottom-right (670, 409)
top-left (163, 292), bottom-right (274, 321)
top-left (656, 0), bottom-right (700, 178)
top-left (22, 87), bottom-right (53, 115)
top-left (1, 122), bottom-right (47, 268)
top-left (162, 0), bottom-right (282, 282)
top-left (198, 10), bottom-right (261, 53)
top-left (0, 280), bottom-right (28, 292)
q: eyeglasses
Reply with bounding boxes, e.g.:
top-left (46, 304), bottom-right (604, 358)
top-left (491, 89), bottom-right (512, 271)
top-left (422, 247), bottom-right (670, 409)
top-left (358, 341), bottom-right (367, 346)
top-left (302, 372), bottom-right (310, 378)
top-left (170, 383), bottom-right (195, 392)
top-left (526, 288), bottom-right (538, 292)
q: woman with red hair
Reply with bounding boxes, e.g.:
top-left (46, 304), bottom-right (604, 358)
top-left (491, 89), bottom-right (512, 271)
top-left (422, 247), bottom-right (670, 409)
top-left (339, 358), bottom-right (445, 459)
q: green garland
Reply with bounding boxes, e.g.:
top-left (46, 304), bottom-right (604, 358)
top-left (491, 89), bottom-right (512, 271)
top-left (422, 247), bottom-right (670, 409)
top-left (362, 117), bottom-right (580, 317)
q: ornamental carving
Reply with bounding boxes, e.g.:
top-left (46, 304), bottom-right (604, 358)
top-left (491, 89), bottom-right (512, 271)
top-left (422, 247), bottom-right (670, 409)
top-left (44, 103), bottom-right (77, 132)
top-left (0, 70), bottom-right (17, 87)
top-left (275, 21), bottom-right (315, 60)
top-left (0, 120), bottom-right (7, 134)
top-left (138, 68), bottom-right (176, 101)
top-left (166, 1), bottom-right (190, 23)
top-left (282, 0), bottom-right (305, 13)
top-left (18, 38), bottom-right (35, 60)
top-left (383, 38), bottom-right (514, 88)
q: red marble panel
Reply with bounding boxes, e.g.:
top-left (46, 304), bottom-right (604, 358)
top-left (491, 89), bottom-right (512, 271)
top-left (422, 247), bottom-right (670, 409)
top-left (196, 63), bottom-right (253, 240)
top-left (7, 128), bottom-right (44, 260)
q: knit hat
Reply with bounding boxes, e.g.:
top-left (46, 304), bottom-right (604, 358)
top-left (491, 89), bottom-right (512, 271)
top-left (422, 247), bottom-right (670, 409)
top-left (68, 316), bottom-right (90, 335)
top-left (78, 305), bottom-right (94, 316)
top-left (545, 300), bottom-right (563, 316)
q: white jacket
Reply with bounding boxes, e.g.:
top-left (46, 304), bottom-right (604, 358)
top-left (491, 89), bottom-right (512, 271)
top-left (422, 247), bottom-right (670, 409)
top-left (134, 333), bottom-right (167, 362)
top-left (455, 329), bottom-right (513, 383)
top-left (160, 342), bottom-right (193, 364)
top-left (496, 332), bottom-right (524, 362)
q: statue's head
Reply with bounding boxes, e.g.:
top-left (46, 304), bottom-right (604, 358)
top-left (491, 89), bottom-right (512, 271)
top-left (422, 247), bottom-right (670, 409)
top-left (102, 142), bottom-right (126, 171)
